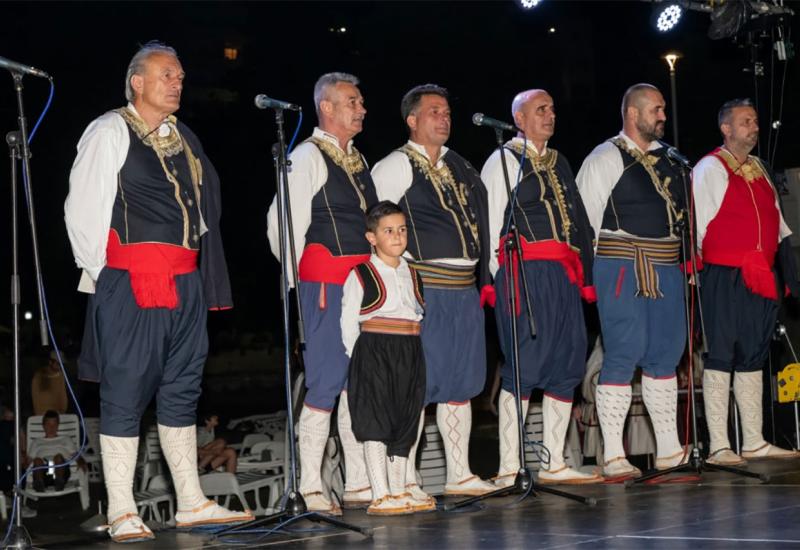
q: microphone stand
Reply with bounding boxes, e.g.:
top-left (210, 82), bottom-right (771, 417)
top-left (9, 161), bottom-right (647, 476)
top-left (216, 107), bottom-right (370, 539)
top-left (446, 129), bottom-right (595, 511)
top-left (5, 69), bottom-right (52, 550)
top-left (627, 157), bottom-right (768, 486)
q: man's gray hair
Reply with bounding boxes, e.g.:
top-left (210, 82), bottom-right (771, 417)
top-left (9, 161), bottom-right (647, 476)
top-left (718, 98), bottom-right (755, 127)
top-left (313, 72), bottom-right (360, 117)
top-left (620, 83), bottom-right (660, 120)
top-left (124, 41), bottom-right (178, 102)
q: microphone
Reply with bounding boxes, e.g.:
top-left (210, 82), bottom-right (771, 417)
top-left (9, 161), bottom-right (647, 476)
top-left (254, 94), bottom-right (301, 112)
top-left (0, 56), bottom-right (51, 79)
top-left (665, 146), bottom-right (691, 167)
top-left (472, 113), bottom-right (515, 133)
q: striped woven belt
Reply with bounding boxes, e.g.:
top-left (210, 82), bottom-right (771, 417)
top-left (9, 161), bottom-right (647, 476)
top-left (360, 317), bottom-right (421, 336)
top-left (408, 261), bottom-right (476, 289)
top-left (596, 234), bottom-right (680, 299)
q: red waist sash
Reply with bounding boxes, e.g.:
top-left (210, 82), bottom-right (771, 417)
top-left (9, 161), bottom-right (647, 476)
top-left (105, 230), bottom-right (197, 309)
top-left (703, 249), bottom-right (778, 300)
top-left (298, 243), bottom-right (370, 285)
top-left (497, 237), bottom-right (593, 314)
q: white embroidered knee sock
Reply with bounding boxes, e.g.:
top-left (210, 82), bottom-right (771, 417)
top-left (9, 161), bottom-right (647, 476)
top-left (596, 384), bottom-right (632, 464)
top-left (641, 376), bottom-right (683, 459)
top-left (100, 435), bottom-right (139, 523)
top-left (158, 424), bottom-right (207, 511)
top-left (703, 369), bottom-right (732, 453)
top-left (337, 391), bottom-right (369, 492)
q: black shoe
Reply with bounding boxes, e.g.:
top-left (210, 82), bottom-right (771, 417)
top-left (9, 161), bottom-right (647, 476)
top-left (33, 478), bottom-right (45, 492)
top-left (54, 477), bottom-right (66, 491)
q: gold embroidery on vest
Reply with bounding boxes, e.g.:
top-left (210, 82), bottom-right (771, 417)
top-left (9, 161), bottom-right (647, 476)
top-left (716, 148), bottom-right (767, 184)
top-left (611, 137), bottom-right (682, 237)
top-left (115, 108), bottom-right (193, 248)
top-left (506, 142), bottom-right (573, 245)
top-left (309, 137), bottom-right (368, 213)
top-left (401, 145), bottom-right (479, 258)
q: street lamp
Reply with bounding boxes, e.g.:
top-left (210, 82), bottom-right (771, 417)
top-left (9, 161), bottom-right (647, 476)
top-left (663, 51), bottom-right (682, 148)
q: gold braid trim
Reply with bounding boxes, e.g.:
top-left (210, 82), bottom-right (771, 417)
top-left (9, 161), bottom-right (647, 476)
top-left (610, 137), bottom-right (682, 237)
top-left (506, 142), bottom-right (572, 244)
top-left (308, 137), bottom-right (366, 174)
top-left (400, 145), bottom-right (480, 251)
top-left (715, 148), bottom-right (768, 184)
top-left (115, 108), bottom-right (184, 157)
top-left (309, 137), bottom-right (367, 213)
top-left (115, 108), bottom-right (194, 247)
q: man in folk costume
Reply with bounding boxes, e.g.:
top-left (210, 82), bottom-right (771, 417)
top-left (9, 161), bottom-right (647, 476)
top-left (576, 83), bottom-right (690, 479)
top-left (267, 72), bottom-right (377, 514)
top-left (65, 42), bottom-right (251, 543)
top-left (693, 98), bottom-right (800, 465)
top-left (371, 84), bottom-right (495, 497)
top-left (481, 89), bottom-right (602, 485)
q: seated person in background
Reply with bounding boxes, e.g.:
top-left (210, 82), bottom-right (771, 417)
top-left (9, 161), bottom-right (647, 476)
top-left (31, 351), bottom-right (68, 416)
top-left (197, 413), bottom-right (237, 473)
top-left (26, 410), bottom-right (85, 492)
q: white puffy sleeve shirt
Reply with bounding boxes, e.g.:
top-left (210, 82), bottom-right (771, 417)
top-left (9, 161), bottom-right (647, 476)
top-left (266, 127), bottom-right (356, 288)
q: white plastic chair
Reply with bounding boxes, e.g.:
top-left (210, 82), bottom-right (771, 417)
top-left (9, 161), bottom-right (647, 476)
top-left (238, 440), bottom-right (285, 473)
top-left (81, 417), bottom-right (103, 483)
top-left (418, 418), bottom-right (446, 496)
top-left (21, 414), bottom-right (90, 510)
top-left (235, 471), bottom-right (285, 516)
top-left (137, 426), bottom-right (165, 491)
top-left (199, 472), bottom-right (249, 511)
top-left (240, 433), bottom-right (271, 456)
top-left (135, 473), bottom-right (175, 525)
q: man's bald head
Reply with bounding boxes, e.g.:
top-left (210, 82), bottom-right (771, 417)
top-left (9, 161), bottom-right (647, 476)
top-left (511, 88), bottom-right (555, 149)
top-left (621, 83), bottom-right (661, 121)
top-left (511, 89), bottom-right (548, 120)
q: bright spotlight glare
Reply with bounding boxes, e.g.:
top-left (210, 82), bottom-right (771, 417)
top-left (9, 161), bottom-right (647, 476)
top-left (656, 4), bottom-right (682, 32)
top-left (520, 0), bottom-right (541, 9)
top-left (24, 311), bottom-right (33, 320)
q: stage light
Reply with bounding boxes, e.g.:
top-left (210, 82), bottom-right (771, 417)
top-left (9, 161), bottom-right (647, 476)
top-left (655, 3), bottom-right (683, 32)
top-left (548, 27), bottom-right (556, 33)
top-left (520, 0), bottom-right (541, 9)
top-left (24, 311), bottom-right (32, 321)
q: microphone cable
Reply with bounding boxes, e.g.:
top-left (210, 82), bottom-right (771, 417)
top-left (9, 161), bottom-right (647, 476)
top-left (3, 78), bottom-right (92, 546)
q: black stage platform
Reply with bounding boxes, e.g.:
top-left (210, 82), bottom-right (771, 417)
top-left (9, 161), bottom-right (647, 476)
top-left (18, 459), bottom-right (800, 549)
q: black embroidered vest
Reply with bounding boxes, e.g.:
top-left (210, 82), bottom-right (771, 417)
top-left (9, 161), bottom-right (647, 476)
top-left (601, 139), bottom-right (685, 239)
top-left (398, 147), bottom-right (481, 262)
top-left (355, 262), bottom-right (424, 315)
top-left (502, 146), bottom-right (581, 245)
top-left (305, 139), bottom-right (378, 256)
top-left (111, 109), bottom-right (202, 250)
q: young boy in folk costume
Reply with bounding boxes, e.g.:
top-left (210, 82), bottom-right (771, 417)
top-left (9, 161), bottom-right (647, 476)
top-left (340, 201), bottom-right (433, 515)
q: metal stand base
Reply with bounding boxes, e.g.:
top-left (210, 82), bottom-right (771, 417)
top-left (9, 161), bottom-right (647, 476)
top-left (4, 523), bottom-right (33, 549)
top-left (625, 446), bottom-right (769, 487)
top-left (444, 467), bottom-right (596, 511)
top-left (216, 491), bottom-right (372, 538)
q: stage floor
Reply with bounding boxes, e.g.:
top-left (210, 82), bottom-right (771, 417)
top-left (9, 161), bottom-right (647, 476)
top-left (21, 459), bottom-right (800, 549)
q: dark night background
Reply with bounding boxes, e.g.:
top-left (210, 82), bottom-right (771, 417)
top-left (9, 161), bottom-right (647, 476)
top-left (0, 1), bottom-right (799, 417)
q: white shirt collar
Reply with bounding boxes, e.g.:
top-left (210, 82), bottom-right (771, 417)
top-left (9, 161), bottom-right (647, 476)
top-left (618, 131), bottom-right (661, 153)
top-left (371, 253), bottom-right (408, 272)
top-left (405, 140), bottom-right (449, 167)
top-left (511, 136), bottom-right (547, 156)
top-left (313, 127), bottom-right (354, 154)
top-left (126, 102), bottom-right (174, 138)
